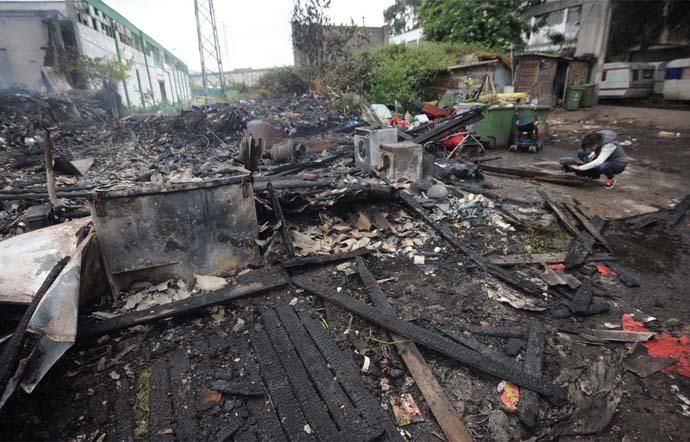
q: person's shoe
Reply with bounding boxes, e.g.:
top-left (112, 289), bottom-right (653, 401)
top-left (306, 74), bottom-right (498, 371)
top-left (604, 178), bottom-right (616, 189)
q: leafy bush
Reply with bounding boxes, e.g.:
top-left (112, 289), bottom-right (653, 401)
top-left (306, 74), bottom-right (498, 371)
top-left (364, 42), bottom-right (457, 104)
top-left (311, 55), bottom-right (372, 96)
top-left (420, 0), bottom-right (532, 50)
top-left (255, 67), bottom-right (310, 96)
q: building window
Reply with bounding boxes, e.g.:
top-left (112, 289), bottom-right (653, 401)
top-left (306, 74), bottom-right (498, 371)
top-left (665, 67), bottom-right (682, 80)
top-left (92, 17), bottom-right (98, 30)
top-left (632, 70), bottom-right (639, 81)
top-left (566, 6), bottom-right (582, 26)
top-left (546, 9), bottom-right (565, 26)
top-left (643, 69), bottom-right (654, 79)
top-left (601, 70), bottom-right (607, 81)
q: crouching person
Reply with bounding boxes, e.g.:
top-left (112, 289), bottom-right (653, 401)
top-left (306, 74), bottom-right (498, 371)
top-left (568, 130), bottom-right (629, 189)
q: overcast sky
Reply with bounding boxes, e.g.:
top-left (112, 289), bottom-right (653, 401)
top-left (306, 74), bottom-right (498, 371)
top-left (106, 0), bottom-right (395, 72)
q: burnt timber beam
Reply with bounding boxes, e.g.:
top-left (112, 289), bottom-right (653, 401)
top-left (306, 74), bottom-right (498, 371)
top-left (356, 258), bottom-right (473, 442)
top-left (293, 275), bottom-right (561, 399)
top-left (78, 267), bottom-right (289, 339)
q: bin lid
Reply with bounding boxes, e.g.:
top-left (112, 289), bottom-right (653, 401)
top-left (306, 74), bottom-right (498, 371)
top-left (516, 104), bottom-right (551, 110)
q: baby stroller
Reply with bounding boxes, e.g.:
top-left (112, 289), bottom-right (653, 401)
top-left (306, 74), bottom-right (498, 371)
top-left (510, 113), bottom-right (544, 153)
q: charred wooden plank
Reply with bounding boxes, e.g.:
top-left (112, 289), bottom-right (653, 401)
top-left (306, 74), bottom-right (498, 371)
top-left (243, 342), bottom-right (288, 442)
top-left (518, 322), bottom-right (546, 428)
top-left (537, 191), bottom-right (581, 237)
top-left (149, 358), bottom-right (175, 442)
top-left (297, 310), bottom-right (394, 440)
top-left (356, 258), bottom-right (472, 442)
top-left (564, 233), bottom-right (595, 270)
top-left (565, 203), bottom-right (613, 252)
top-left (293, 276), bottom-right (561, 399)
top-left (282, 248), bottom-right (371, 269)
top-left (626, 212), bottom-right (661, 230)
top-left (668, 194), bottom-right (690, 227)
top-left (111, 376), bottom-right (135, 442)
top-left (210, 380), bottom-right (264, 397)
top-left (466, 325), bottom-right (527, 339)
top-left (245, 395), bottom-right (288, 442)
top-left (251, 328), bottom-right (316, 442)
top-left (488, 252), bottom-right (615, 266)
top-left (275, 306), bottom-right (375, 440)
top-left (397, 191), bottom-right (542, 296)
top-left (267, 182), bottom-right (295, 257)
top-left (571, 278), bottom-right (593, 314)
top-left (265, 149), bottom-right (350, 176)
top-left (482, 166), bottom-right (588, 186)
top-left (168, 350), bottom-right (199, 442)
top-left (260, 308), bottom-right (342, 441)
top-left (78, 267), bottom-right (288, 338)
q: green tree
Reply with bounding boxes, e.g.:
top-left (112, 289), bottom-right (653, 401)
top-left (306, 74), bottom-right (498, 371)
top-left (76, 56), bottom-right (131, 88)
top-left (384, 0), bottom-right (421, 35)
top-left (420, 0), bottom-right (534, 50)
top-left (366, 42), bottom-right (456, 103)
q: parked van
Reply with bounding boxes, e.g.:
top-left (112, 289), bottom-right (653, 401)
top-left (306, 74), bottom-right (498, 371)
top-left (649, 61), bottom-right (668, 95)
top-left (662, 58), bottom-right (690, 101)
top-left (598, 62), bottom-right (654, 98)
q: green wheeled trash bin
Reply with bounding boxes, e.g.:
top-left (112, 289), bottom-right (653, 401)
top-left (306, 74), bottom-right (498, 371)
top-left (565, 86), bottom-right (583, 111)
top-left (579, 83), bottom-right (596, 108)
top-left (456, 103), bottom-right (519, 149)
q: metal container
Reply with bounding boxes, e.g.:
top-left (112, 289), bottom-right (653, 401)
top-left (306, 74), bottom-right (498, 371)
top-left (579, 84), bottom-right (596, 108)
top-left (354, 127), bottom-right (398, 172)
top-left (91, 176), bottom-right (258, 293)
top-left (24, 204), bottom-right (52, 231)
top-left (379, 141), bottom-right (424, 183)
top-left (565, 86), bottom-right (583, 111)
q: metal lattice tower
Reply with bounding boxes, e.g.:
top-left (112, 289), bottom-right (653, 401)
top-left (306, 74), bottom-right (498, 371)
top-left (194, 0), bottom-right (226, 102)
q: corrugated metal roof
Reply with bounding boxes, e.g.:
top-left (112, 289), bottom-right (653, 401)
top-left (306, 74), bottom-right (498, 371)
top-left (447, 59), bottom-right (507, 71)
top-left (518, 52), bottom-right (573, 61)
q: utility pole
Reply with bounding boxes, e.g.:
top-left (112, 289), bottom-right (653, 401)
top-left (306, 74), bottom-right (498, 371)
top-left (194, 0), bottom-right (226, 103)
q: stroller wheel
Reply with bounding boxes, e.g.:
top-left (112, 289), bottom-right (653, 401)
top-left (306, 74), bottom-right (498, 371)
top-left (510, 144), bottom-right (518, 152)
top-left (528, 145), bottom-right (537, 153)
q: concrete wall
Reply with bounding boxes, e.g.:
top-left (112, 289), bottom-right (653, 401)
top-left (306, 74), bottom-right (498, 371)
top-left (388, 28), bottom-right (423, 46)
top-left (431, 62), bottom-right (512, 99)
top-left (0, 10), bottom-right (58, 90)
top-left (0, 0), bottom-right (191, 107)
top-left (190, 68), bottom-right (274, 89)
top-left (526, 0), bottom-right (611, 58)
top-left (526, 0), bottom-right (612, 98)
top-left (74, 25), bottom-right (190, 108)
top-left (0, 1), bottom-right (66, 13)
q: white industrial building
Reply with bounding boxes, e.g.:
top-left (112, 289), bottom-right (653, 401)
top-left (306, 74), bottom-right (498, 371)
top-left (0, 0), bottom-right (191, 108)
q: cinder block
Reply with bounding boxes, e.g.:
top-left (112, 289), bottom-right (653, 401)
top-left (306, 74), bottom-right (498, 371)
top-left (354, 127), bottom-right (398, 172)
top-left (379, 141), bottom-right (424, 183)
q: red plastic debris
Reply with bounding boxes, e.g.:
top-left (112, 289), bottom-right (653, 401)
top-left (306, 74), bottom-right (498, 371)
top-left (421, 104), bottom-right (449, 119)
top-left (388, 116), bottom-right (409, 127)
top-left (595, 263), bottom-right (617, 276)
top-left (548, 263), bottom-right (566, 270)
top-left (622, 314), bottom-right (690, 377)
top-left (439, 132), bottom-right (465, 148)
top-left (498, 381), bottom-right (520, 413)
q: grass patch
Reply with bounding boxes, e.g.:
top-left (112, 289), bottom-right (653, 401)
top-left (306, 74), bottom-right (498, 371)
top-left (522, 224), bottom-right (571, 254)
top-left (133, 368), bottom-right (151, 440)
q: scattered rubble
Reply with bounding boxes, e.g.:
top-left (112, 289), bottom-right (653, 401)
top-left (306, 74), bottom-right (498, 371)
top-left (1, 90), bottom-right (689, 442)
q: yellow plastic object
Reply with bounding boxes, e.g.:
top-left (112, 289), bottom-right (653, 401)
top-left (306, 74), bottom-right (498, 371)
top-left (478, 92), bottom-right (529, 104)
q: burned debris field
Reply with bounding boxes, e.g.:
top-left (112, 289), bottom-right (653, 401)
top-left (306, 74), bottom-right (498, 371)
top-left (0, 88), bottom-right (690, 442)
